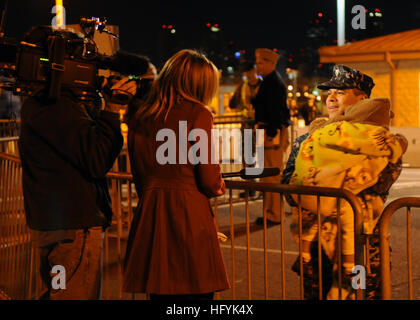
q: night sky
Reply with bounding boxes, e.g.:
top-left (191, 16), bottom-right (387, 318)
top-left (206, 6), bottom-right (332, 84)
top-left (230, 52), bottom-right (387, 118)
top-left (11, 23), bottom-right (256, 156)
top-left (1, 0), bottom-right (419, 66)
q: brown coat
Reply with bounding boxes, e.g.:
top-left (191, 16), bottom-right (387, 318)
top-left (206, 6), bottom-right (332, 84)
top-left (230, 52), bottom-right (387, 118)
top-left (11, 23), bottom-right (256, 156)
top-left (123, 100), bottom-right (230, 294)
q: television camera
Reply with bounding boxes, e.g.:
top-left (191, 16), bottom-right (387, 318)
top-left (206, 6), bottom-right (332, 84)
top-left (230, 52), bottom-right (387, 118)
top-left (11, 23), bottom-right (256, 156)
top-left (0, 16), bottom-right (150, 104)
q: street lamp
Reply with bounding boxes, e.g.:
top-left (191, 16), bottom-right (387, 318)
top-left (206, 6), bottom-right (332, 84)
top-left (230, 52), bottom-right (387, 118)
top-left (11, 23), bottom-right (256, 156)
top-left (337, 0), bottom-right (345, 46)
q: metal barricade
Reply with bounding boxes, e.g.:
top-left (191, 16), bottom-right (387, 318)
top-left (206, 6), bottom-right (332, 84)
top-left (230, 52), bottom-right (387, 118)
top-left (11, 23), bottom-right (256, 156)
top-left (379, 197), bottom-right (420, 300)
top-left (0, 151), bottom-right (365, 300)
top-left (0, 120), bottom-right (20, 156)
top-left (103, 171), bottom-right (136, 300)
top-left (213, 115), bottom-right (256, 204)
top-left (215, 180), bottom-right (365, 300)
top-left (103, 171), bottom-right (365, 300)
top-left (0, 152), bottom-right (34, 300)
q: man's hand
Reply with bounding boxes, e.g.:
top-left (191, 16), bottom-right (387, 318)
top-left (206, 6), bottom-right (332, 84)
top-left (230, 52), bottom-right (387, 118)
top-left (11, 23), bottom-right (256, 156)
top-left (104, 77), bottom-right (137, 114)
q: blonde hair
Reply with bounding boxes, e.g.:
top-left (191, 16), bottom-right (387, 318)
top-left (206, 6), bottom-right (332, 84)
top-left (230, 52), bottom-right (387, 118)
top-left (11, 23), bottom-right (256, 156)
top-left (135, 49), bottom-right (219, 122)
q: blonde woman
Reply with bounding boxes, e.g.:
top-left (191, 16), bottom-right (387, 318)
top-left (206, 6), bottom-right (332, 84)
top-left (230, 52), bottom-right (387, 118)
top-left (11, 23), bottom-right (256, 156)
top-left (123, 49), bottom-right (230, 300)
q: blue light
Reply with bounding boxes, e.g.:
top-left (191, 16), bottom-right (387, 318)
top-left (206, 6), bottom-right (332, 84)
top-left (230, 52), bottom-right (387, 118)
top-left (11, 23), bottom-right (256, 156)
top-left (235, 51), bottom-right (241, 59)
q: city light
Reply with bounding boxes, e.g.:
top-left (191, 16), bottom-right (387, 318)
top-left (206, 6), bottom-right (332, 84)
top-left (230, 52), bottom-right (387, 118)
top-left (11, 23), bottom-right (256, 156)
top-left (288, 85), bottom-right (294, 91)
top-left (211, 25), bottom-right (220, 32)
top-left (235, 52), bottom-right (241, 59)
top-left (171, 29), bottom-right (176, 34)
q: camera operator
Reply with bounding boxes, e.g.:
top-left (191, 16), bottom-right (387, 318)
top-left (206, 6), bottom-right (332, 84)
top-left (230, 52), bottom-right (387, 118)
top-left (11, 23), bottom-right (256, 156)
top-left (19, 76), bottom-right (136, 300)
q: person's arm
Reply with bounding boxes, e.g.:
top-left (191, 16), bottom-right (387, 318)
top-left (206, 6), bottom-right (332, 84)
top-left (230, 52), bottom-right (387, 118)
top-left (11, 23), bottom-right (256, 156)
top-left (192, 106), bottom-right (226, 198)
top-left (24, 79), bottom-right (136, 179)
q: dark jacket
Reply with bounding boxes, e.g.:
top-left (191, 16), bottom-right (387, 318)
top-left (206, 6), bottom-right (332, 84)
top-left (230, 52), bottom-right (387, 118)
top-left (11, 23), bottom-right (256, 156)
top-left (252, 70), bottom-right (291, 137)
top-left (19, 92), bottom-right (123, 231)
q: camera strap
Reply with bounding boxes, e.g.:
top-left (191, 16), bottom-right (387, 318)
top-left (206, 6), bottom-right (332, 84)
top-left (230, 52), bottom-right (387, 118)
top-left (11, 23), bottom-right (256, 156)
top-left (46, 35), bottom-right (66, 102)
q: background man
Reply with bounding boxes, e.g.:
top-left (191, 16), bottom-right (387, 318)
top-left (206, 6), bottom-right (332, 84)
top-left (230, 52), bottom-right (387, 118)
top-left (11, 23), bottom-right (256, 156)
top-left (229, 61), bottom-right (262, 119)
top-left (253, 48), bottom-right (291, 225)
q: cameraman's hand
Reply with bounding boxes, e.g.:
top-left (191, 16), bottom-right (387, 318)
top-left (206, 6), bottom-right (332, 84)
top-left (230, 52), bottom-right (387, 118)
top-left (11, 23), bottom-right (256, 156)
top-left (104, 77), bottom-right (137, 113)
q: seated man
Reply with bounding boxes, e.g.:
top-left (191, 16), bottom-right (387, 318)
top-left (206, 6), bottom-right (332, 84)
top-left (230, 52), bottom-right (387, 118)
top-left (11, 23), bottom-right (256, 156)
top-left (284, 65), bottom-right (407, 299)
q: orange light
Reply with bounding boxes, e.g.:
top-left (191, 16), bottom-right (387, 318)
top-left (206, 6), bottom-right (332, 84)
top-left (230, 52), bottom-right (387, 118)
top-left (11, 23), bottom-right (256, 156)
top-left (55, 0), bottom-right (64, 28)
top-left (318, 12), bottom-right (323, 17)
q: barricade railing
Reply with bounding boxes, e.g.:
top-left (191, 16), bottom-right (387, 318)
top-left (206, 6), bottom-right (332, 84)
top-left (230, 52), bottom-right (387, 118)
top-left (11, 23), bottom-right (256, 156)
top-left (0, 152), bottom-right (33, 300)
top-left (0, 151), bottom-right (365, 300)
top-left (102, 171), bottom-right (365, 300)
top-left (0, 119), bottom-right (20, 156)
top-left (217, 180), bottom-right (365, 300)
top-left (379, 197), bottom-right (420, 300)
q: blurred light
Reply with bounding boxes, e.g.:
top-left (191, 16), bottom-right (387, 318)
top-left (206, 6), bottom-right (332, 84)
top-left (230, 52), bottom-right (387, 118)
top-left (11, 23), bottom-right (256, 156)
top-left (162, 24), bottom-right (167, 29)
top-left (298, 119), bottom-right (306, 128)
top-left (312, 89), bottom-right (319, 95)
top-left (206, 22), bottom-right (211, 27)
top-left (211, 26), bottom-right (220, 32)
top-left (304, 92), bottom-right (309, 97)
top-left (288, 85), bottom-right (293, 91)
top-left (316, 95), bottom-right (322, 101)
top-left (235, 52), bottom-right (241, 59)
top-left (375, 8), bottom-right (381, 12)
top-left (121, 123), bottom-right (128, 133)
top-left (375, 12), bottom-right (382, 17)
top-left (168, 25), bottom-right (173, 29)
top-left (227, 66), bottom-right (234, 73)
top-left (54, 0), bottom-right (65, 29)
top-left (315, 19), bottom-right (320, 23)
top-left (171, 29), bottom-right (176, 34)
top-left (288, 92), bottom-right (293, 98)
top-left (318, 12), bottom-right (323, 17)
top-left (273, 48), bottom-right (278, 52)
top-left (296, 92), bottom-right (301, 98)
top-left (214, 24), bottom-right (219, 28)
top-left (369, 12), bottom-right (374, 17)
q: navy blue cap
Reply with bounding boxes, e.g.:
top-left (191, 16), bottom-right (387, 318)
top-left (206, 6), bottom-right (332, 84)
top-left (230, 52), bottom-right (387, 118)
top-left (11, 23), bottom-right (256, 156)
top-left (318, 65), bottom-right (375, 97)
